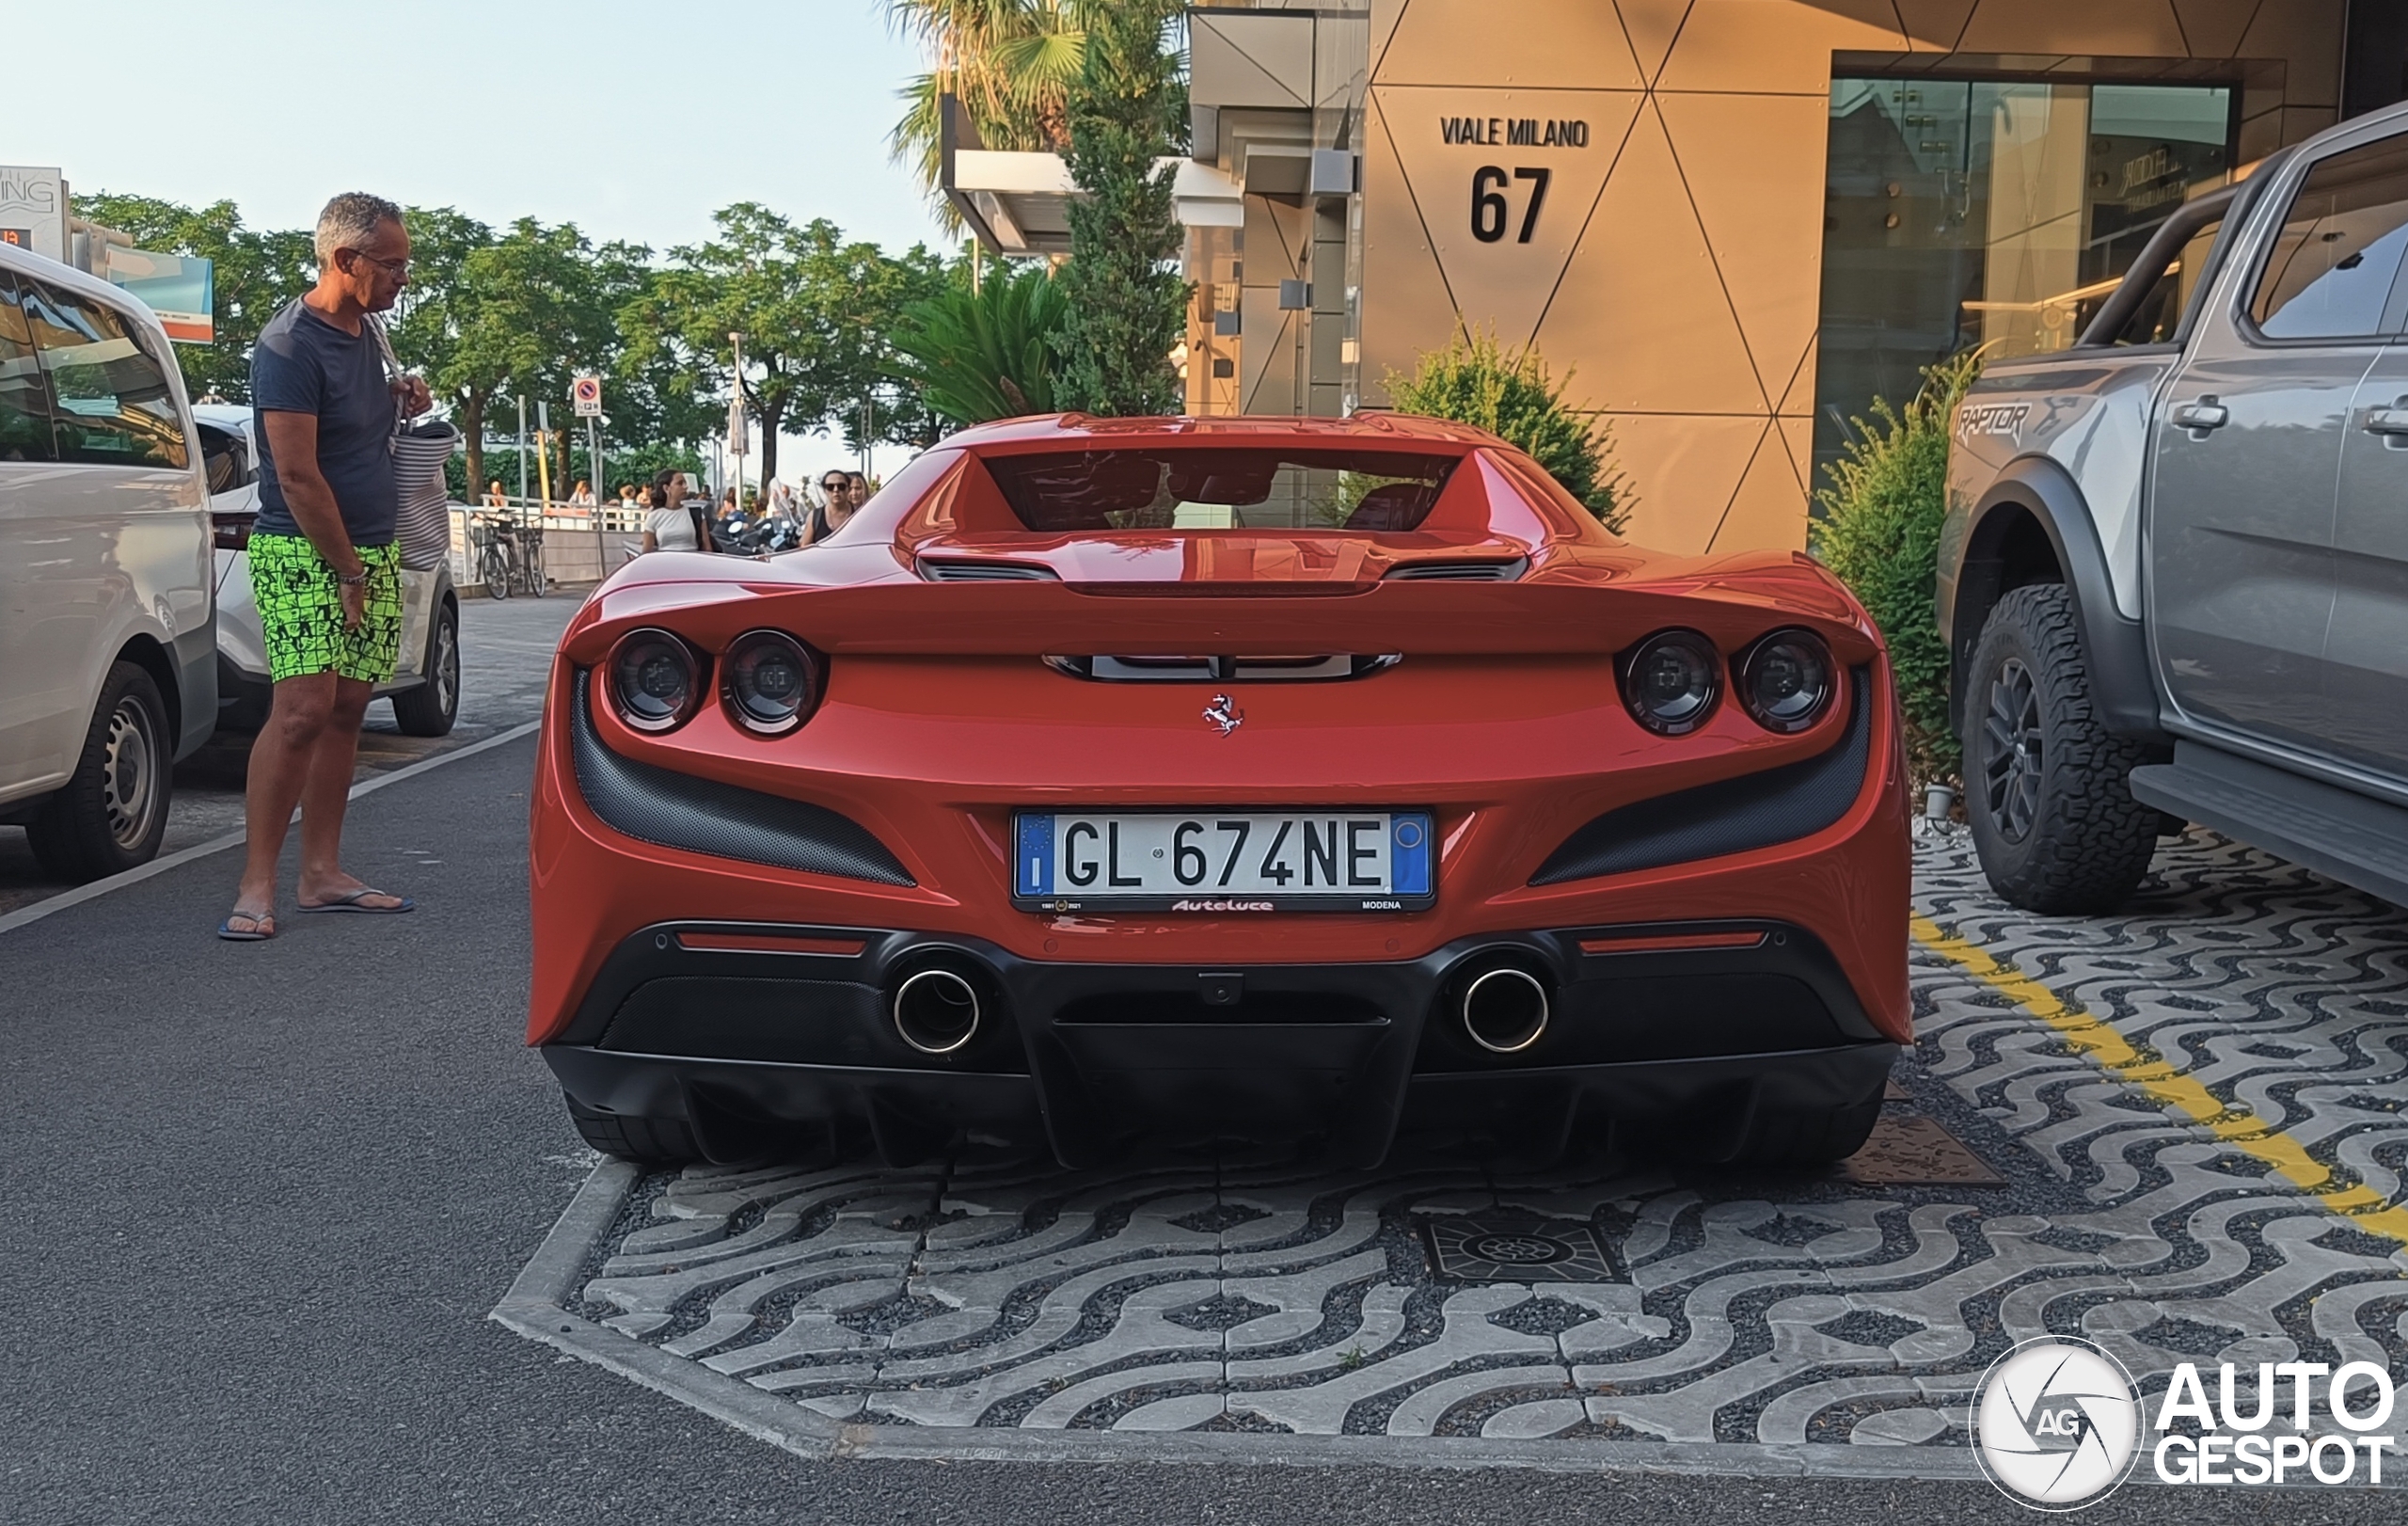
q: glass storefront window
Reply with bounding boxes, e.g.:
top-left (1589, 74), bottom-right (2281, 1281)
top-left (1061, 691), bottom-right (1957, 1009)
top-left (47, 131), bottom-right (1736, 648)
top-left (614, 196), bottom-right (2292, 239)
top-left (1814, 77), bottom-right (2235, 482)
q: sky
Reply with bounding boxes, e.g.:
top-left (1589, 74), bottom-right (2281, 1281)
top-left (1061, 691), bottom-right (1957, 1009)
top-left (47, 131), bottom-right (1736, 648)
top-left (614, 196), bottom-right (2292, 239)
top-left (8, 0), bottom-right (954, 260)
top-left (7, 0), bottom-right (957, 479)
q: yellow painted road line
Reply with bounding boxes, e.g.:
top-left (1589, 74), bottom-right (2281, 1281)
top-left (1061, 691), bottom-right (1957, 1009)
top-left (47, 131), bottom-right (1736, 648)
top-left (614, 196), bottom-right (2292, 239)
top-left (1909, 914), bottom-right (2408, 1247)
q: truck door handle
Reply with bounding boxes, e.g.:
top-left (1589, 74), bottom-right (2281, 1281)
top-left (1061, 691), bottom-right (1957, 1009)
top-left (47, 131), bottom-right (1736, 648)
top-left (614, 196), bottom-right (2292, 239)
top-left (2170, 398), bottom-right (2229, 435)
top-left (2365, 405), bottom-right (2408, 436)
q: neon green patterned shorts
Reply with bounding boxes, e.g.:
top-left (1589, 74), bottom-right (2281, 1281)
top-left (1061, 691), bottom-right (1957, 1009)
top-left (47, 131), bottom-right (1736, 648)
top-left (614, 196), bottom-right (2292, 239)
top-left (248, 533), bottom-right (404, 684)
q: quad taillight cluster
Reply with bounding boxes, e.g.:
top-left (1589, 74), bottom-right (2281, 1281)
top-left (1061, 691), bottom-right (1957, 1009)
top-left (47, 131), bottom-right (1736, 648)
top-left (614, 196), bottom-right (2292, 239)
top-left (606, 628), bottom-right (824, 738)
top-left (1618, 628), bottom-right (1835, 738)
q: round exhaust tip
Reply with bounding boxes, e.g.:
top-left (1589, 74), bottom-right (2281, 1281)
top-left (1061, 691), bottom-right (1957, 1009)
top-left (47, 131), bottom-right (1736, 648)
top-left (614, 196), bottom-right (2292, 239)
top-left (894, 967), bottom-right (981, 1055)
top-left (1461, 967), bottom-right (1549, 1054)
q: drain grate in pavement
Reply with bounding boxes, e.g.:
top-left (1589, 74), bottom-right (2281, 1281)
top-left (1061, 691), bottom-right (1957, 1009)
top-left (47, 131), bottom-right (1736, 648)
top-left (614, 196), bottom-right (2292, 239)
top-left (1838, 1113), bottom-right (2004, 1185)
top-left (1422, 1215), bottom-right (1622, 1282)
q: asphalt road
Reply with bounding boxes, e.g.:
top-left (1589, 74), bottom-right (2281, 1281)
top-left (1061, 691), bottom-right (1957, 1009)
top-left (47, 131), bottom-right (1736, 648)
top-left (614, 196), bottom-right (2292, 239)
top-left (0, 593), bottom-right (579, 916)
top-left (5, 660), bottom-right (2401, 1521)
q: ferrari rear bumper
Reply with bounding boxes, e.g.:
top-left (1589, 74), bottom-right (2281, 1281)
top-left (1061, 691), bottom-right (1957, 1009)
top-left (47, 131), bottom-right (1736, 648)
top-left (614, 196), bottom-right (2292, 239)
top-left (541, 918), bottom-right (1897, 1168)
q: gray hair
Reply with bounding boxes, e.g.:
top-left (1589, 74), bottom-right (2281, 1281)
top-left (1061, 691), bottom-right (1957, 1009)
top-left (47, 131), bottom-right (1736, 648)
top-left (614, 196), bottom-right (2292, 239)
top-left (314, 191), bottom-right (404, 265)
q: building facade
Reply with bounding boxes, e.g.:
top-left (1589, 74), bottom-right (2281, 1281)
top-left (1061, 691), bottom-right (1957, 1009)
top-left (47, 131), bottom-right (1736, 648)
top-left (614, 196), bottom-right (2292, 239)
top-left (958, 2), bottom-right (2399, 554)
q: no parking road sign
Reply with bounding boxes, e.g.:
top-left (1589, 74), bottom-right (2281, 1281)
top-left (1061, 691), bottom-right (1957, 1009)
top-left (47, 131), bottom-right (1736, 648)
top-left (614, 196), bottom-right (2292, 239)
top-left (570, 374), bottom-right (602, 418)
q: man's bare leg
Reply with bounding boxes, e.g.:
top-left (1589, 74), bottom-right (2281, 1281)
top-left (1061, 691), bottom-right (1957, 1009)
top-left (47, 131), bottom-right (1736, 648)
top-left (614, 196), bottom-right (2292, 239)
top-left (230, 672), bottom-right (339, 931)
top-left (295, 676), bottom-right (398, 909)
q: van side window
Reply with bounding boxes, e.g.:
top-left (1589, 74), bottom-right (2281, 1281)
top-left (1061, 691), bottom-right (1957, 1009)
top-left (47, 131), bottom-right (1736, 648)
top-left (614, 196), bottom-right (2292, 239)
top-left (0, 275), bottom-right (54, 463)
top-left (2251, 133), bottom-right (2408, 341)
top-left (19, 281), bottom-right (189, 469)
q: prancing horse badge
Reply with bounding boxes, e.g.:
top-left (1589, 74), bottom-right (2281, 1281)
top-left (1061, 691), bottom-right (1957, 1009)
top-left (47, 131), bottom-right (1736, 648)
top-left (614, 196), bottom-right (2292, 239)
top-left (1203, 693), bottom-right (1244, 737)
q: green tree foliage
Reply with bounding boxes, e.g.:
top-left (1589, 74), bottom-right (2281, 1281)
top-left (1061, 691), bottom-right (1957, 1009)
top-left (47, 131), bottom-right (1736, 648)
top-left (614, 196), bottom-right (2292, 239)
top-left (887, 0), bottom-right (1094, 217)
top-left (618, 207), bottom-right (948, 480)
top-left (74, 193), bottom-right (314, 403)
top-left (889, 259), bottom-right (1069, 424)
top-left (402, 217), bottom-right (647, 497)
top-left (447, 442), bottom-right (702, 503)
top-left (1385, 328), bottom-right (1629, 535)
top-left (1811, 351), bottom-right (1983, 783)
top-left (1051, 1), bottom-right (1185, 417)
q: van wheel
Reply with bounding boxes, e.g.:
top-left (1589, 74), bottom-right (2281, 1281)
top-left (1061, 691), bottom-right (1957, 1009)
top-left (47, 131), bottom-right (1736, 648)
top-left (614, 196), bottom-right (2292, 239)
top-left (27, 662), bottom-right (173, 882)
top-left (390, 600), bottom-right (459, 737)
top-left (1963, 584), bottom-right (2163, 913)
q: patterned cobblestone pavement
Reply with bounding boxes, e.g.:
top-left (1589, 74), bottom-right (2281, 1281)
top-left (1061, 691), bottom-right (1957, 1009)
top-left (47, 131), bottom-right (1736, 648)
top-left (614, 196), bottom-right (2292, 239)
top-left (516, 830), bottom-right (2408, 1462)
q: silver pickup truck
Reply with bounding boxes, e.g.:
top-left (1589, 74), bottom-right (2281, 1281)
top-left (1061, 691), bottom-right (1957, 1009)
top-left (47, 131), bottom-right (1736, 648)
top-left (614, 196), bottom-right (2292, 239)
top-left (1942, 100), bottom-right (2408, 914)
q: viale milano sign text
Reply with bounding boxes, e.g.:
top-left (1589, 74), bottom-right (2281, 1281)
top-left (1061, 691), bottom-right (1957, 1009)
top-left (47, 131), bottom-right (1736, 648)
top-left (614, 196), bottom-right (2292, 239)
top-left (1440, 117), bottom-right (1590, 147)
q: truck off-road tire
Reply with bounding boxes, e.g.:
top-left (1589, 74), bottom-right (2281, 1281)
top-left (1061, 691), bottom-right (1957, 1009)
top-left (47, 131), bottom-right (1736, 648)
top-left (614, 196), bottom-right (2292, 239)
top-left (564, 1095), bottom-right (703, 1165)
top-left (1963, 584), bottom-right (2164, 914)
top-left (1729, 1093), bottom-right (1883, 1168)
top-left (26, 661), bottom-right (173, 882)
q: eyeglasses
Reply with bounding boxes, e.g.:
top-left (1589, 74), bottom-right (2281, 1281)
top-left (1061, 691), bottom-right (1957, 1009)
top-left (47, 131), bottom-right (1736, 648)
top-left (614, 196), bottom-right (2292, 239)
top-left (342, 248), bottom-right (411, 277)
top-left (819, 479), bottom-right (848, 491)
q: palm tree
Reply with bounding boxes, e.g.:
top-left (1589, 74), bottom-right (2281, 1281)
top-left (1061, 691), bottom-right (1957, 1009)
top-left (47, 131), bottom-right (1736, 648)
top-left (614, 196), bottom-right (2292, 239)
top-left (887, 0), bottom-right (1093, 212)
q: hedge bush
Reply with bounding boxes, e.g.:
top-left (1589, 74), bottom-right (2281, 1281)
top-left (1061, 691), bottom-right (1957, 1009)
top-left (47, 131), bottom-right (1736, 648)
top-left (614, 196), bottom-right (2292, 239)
top-left (1386, 328), bottom-right (1629, 534)
top-left (1811, 351), bottom-right (1982, 783)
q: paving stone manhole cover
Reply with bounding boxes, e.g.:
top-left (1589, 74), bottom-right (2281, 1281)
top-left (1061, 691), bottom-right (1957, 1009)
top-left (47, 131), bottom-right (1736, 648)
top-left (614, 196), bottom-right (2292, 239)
top-left (1423, 1216), bottom-right (1619, 1282)
top-left (498, 831), bottom-right (2408, 1476)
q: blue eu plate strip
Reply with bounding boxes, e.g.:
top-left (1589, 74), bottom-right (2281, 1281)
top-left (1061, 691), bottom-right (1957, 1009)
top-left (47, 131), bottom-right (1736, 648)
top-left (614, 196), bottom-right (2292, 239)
top-left (1391, 813), bottom-right (1432, 896)
top-left (1018, 814), bottom-right (1054, 897)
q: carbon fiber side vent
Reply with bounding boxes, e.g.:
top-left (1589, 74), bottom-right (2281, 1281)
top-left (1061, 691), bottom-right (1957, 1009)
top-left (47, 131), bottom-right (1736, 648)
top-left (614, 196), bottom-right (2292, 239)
top-left (568, 673), bottom-right (915, 885)
top-left (1383, 558), bottom-right (1528, 581)
top-left (1529, 670), bottom-right (1874, 885)
top-left (917, 559), bottom-right (1059, 581)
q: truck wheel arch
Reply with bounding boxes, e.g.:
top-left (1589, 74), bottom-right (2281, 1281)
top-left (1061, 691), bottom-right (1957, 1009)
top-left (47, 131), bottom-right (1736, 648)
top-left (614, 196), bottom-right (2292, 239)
top-left (1949, 457), bottom-right (2164, 744)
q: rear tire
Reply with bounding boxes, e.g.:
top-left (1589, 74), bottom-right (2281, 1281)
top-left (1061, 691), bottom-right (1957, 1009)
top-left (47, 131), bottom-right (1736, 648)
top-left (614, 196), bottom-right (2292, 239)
top-left (390, 600), bottom-right (459, 737)
top-left (564, 1096), bottom-right (702, 1165)
top-left (26, 661), bottom-right (173, 882)
top-left (480, 546), bottom-right (512, 599)
top-left (1962, 584), bottom-right (2163, 914)
top-left (1729, 1093), bottom-right (1883, 1168)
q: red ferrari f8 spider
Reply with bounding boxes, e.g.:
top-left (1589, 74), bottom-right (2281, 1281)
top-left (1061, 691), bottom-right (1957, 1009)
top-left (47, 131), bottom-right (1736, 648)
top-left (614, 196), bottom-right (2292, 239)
top-left (530, 414), bottom-right (1909, 1168)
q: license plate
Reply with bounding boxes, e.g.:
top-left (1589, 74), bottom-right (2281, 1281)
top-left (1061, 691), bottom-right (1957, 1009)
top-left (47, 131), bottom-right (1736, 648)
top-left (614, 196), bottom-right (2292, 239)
top-left (1013, 810), bottom-right (1435, 913)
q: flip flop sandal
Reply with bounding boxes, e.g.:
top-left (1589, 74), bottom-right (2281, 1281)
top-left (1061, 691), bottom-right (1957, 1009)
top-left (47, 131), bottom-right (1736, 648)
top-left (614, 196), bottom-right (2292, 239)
top-left (296, 888), bottom-right (415, 914)
top-left (218, 912), bottom-right (277, 941)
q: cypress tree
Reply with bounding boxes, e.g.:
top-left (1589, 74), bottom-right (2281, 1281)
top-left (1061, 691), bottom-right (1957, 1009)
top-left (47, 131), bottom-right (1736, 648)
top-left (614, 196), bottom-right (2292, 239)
top-left (1053, 3), bottom-right (1186, 416)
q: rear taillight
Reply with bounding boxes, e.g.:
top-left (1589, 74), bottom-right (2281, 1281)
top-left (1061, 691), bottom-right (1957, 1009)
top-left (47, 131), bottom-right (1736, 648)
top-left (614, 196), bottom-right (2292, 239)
top-left (607, 629), bottom-right (705, 733)
top-left (721, 630), bottom-right (823, 735)
top-left (1618, 629), bottom-right (1720, 735)
top-left (1736, 629), bottom-right (1835, 734)
top-left (212, 513), bottom-right (254, 552)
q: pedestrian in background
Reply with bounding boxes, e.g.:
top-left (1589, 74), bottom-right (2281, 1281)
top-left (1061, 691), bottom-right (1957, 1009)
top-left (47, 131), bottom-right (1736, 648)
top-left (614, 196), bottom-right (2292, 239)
top-left (483, 479), bottom-right (507, 507)
top-left (222, 192), bottom-right (425, 940)
top-left (639, 467), bottom-right (713, 554)
top-left (568, 478), bottom-right (595, 508)
top-left (805, 469), bottom-right (857, 546)
top-left (847, 469), bottom-right (872, 506)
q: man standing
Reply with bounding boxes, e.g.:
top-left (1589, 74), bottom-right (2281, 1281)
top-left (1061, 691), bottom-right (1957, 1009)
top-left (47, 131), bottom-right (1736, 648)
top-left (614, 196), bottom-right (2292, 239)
top-left (221, 193), bottom-right (428, 940)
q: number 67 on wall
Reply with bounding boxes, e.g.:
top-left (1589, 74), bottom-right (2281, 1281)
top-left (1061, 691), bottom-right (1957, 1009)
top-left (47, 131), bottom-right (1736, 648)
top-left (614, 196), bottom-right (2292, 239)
top-left (1471, 166), bottom-right (1551, 243)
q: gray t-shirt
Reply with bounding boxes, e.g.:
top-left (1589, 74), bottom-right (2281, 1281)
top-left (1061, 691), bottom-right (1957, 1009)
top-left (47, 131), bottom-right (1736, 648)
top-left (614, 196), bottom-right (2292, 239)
top-left (249, 299), bottom-right (397, 546)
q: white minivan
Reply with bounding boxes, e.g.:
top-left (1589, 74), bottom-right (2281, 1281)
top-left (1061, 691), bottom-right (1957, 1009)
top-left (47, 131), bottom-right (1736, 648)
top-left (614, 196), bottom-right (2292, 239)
top-left (0, 241), bottom-right (214, 882)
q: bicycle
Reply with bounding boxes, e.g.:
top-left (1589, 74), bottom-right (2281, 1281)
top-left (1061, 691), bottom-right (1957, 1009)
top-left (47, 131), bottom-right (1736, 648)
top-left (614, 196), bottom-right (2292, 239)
top-left (471, 515), bottom-right (547, 598)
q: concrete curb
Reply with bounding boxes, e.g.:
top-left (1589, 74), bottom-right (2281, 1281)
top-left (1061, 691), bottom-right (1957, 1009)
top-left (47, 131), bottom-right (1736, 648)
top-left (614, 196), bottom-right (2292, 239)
top-left (492, 1162), bottom-right (1990, 1481)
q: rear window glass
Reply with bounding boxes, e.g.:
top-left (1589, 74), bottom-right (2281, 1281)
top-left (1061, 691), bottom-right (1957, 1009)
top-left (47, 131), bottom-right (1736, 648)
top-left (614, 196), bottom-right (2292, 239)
top-left (981, 448), bottom-right (1460, 533)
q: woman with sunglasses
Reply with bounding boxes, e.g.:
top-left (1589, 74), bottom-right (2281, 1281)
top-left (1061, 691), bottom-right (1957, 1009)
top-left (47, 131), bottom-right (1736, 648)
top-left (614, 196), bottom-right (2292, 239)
top-left (803, 470), bottom-right (855, 547)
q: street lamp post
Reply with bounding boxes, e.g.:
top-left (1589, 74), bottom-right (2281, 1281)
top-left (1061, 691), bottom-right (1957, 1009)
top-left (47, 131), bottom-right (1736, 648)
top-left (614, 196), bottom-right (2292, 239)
top-left (515, 395), bottom-right (529, 509)
top-left (729, 331), bottom-right (746, 512)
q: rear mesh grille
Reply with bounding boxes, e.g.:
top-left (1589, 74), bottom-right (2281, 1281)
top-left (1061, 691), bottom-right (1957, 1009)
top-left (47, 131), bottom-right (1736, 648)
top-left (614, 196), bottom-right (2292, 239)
top-left (918, 559), bottom-right (1059, 581)
top-left (568, 673), bottom-right (914, 885)
top-left (1047, 654), bottom-right (1400, 682)
top-left (1384, 558), bottom-right (1528, 581)
top-left (1529, 669), bottom-right (1875, 884)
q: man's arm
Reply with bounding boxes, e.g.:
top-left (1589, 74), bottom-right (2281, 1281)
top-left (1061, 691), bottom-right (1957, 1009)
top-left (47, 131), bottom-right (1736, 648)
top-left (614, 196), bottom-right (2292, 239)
top-left (260, 409), bottom-right (368, 628)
